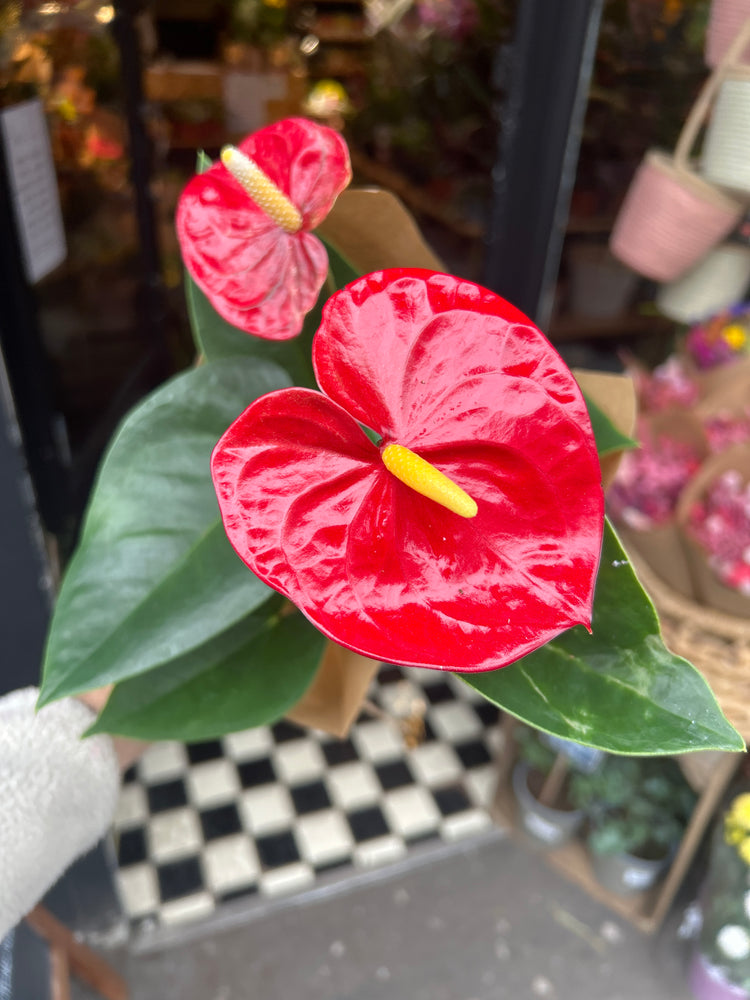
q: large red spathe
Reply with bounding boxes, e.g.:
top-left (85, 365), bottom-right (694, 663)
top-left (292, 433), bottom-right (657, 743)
top-left (211, 269), bottom-right (605, 672)
top-left (176, 117), bottom-right (351, 340)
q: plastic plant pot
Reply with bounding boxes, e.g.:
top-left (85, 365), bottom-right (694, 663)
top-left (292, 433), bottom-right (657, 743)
top-left (689, 951), bottom-right (750, 1000)
top-left (511, 761), bottom-right (584, 849)
top-left (588, 843), bottom-right (672, 896)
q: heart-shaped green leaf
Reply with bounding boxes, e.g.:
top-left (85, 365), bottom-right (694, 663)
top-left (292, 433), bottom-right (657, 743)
top-left (582, 390), bottom-right (637, 456)
top-left (38, 357), bottom-right (292, 706)
top-left (86, 601), bottom-right (326, 741)
top-left (463, 520), bottom-right (744, 754)
top-left (186, 275), bottom-right (320, 388)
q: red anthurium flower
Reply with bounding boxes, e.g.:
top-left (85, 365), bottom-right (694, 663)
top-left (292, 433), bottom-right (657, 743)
top-left (176, 117), bottom-right (351, 340)
top-left (211, 269), bottom-right (605, 672)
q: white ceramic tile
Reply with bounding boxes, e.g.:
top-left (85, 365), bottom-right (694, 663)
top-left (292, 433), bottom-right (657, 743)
top-left (260, 862), bottom-right (315, 898)
top-left (272, 738), bottom-right (325, 784)
top-left (408, 742), bottom-right (462, 787)
top-left (159, 891), bottom-right (215, 926)
top-left (116, 863), bottom-right (159, 917)
top-left (353, 835), bottom-right (407, 869)
top-left (382, 786), bottom-right (440, 839)
top-left (239, 785), bottom-right (295, 836)
top-left (446, 672), bottom-right (483, 702)
top-left (138, 741), bottom-right (187, 783)
top-left (464, 764), bottom-right (498, 809)
top-left (440, 808), bottom-right (493, 842)
top-left (114, 783), bottom-right (148, 829)
top-left (485, 724), bottom-right (504, 755)
top-left (187, 759), bottom-right (240, 808)
top-left (223, 727), bottom-right (274, 761)
top-left (429, 700), bottom-right (484, 742)
top-left (148, 807), bottom-right (202, 863)
top-left (406, 666), bottom-right (449, 686)
top-left (377, 679), bottom-right (427, 719)
top-left (295, 810), bottom-right (354, 866)
top-left (325, 761), bottom-right (380, 811)
top-left (203, 834), bottom-right (259, 893)
top-left (351, 719), bottom-right (404, 763)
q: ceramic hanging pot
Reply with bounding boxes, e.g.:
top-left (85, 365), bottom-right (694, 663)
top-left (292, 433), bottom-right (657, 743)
top-left (610, 26), bottom-right (749, 282)
top-left (656, 244), bottom-right (750, 323)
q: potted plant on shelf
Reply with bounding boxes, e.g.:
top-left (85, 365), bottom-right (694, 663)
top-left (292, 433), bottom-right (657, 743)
top-left (690, 792), bottom-right (750, 1000)
top-left (32, 117), bottom-right (743, 767)
top-left (574, 756), bottom-right (696, 895)
top-left (511, 727), bottom-right (587, 849)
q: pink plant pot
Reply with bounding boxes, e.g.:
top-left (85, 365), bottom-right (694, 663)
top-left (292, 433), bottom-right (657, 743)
top-left (689, 951), bottom-right (750, 1000)
top-left (707, 0), bottom-right (750, 68)
top-left (609, 152), bottom-right (743, 283)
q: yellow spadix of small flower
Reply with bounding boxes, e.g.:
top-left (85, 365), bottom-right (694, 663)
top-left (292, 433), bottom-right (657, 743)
top-left (382, 444), bottom-right (478, 518)
top-left (221, 145), bottom-right (302, 234)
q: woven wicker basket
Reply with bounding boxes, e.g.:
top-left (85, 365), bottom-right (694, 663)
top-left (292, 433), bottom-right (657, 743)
top-left (629, 549), bottom-right (750, 741)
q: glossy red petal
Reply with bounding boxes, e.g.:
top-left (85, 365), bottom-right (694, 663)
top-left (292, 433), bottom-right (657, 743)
top-left (314, 269), bottom-right (592, 442)
top-left (211, 388), bottom-right (379, 595)
top-left (176, 118), bottom-right (350, 339)
top-left (177, 170), bottom-right (328, 339)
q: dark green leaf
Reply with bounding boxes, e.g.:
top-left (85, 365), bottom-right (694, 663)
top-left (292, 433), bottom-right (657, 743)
top-left (463, 520), bottom-right (744, 755)
top-left (186, 275), bottom-right (319, 388)
top-left (583, 390), bottom-right (637, 456)
top-left (39, 358), bottom-right (291, 706)
top-left (196, 150), bottom-right (213, 174)
top-left (320, 234), bottom-right (359, 289)
top-left (87, 602), bottom-right (326, 742)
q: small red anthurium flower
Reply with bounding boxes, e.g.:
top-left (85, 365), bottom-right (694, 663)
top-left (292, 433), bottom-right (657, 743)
top-left (211, 269), bottom-right (605, 672)
top-left (176, 117), bottom-right (351, 340)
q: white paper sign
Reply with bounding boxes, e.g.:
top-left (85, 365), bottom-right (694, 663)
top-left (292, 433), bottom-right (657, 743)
top-left (1, 99), bottom-right (66, 284)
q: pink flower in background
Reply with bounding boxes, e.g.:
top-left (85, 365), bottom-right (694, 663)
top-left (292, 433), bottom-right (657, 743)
top-left (176, 118), bottom-right (351, 340)
top-left (689, 470), bottom-right (750, 595)
top-left (608, 420), bottom-right (702, 529)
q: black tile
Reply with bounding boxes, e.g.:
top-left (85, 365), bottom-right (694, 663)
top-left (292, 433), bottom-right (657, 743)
top-left (421, 719), bottom-right (438, 743)
top-left (455, 740), bottom-right (492, 769)
top-left (290, 781), bottom-right (331, 814)
top-left (378, 664), bottom-right (404, 685)
top-left (122, 765), bottom-right (138, 784)
top-left (376, 761), bottom-right (414, 790)
top-left (405, 829), bottom-right (441, 846)
top-left (271, 720), bottom-right (306, 743)
top-left (422, 681), bottom-right (455, 705)
top-left (219, 884), bottom-right (259, 905)
top-left (348, 806), bottom-right (389, 842)
top-left (314, 857), bottom-right (352, 876)
top-left (146, 779), bottom-right (188, 813)
top-left (187, 740), bottom-right (225, 764)
top-left (200, 804), bottom-right (242, 840)
top-left (157, 857), bottom-right (204, 902)
top-left (322, 739), bottom-right (359, 766)
top-left (117, 828), bottom-right (147, 867)
top-left (237, 757), bottom-right (276, 788)
top-left (433, 786), bottom-right (472, 816)
top-left (256, 831), bottom-right (300, 869)
top-left (473, 702), bottom-right (501, 727)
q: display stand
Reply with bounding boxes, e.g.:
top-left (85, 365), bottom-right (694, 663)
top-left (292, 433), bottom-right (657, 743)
top-left (492, 716), bottom-right (742, 933)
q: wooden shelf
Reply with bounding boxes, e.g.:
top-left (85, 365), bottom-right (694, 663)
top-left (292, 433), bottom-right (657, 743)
top-left (491, 718), bottom-right (742, 934)
top-left (547, 312), bottom-right (674, 342)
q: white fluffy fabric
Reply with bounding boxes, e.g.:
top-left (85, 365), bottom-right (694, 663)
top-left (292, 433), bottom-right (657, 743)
top-left (0, 688), bottom-right (119, 938)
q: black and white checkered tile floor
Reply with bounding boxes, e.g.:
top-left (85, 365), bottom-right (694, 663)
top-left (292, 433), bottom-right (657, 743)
top-left (113, 665), bottom-right (502, 931)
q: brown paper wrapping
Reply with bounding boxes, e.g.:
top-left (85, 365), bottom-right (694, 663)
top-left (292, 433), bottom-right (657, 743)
top-left (286, 640), bottom-right (380, 738)
top-left (688, 355), bottom-right (750, 401)
top-left (318, 187), bottom-right (445, 273)
top-left (676, 443), bottom-right (750, 618)
top-left (695, 363), bottom-right (750, 420)
top-left (610, 411), bottom-right (710, 599)
top-left (573, 369), bottom-right (637, 490)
